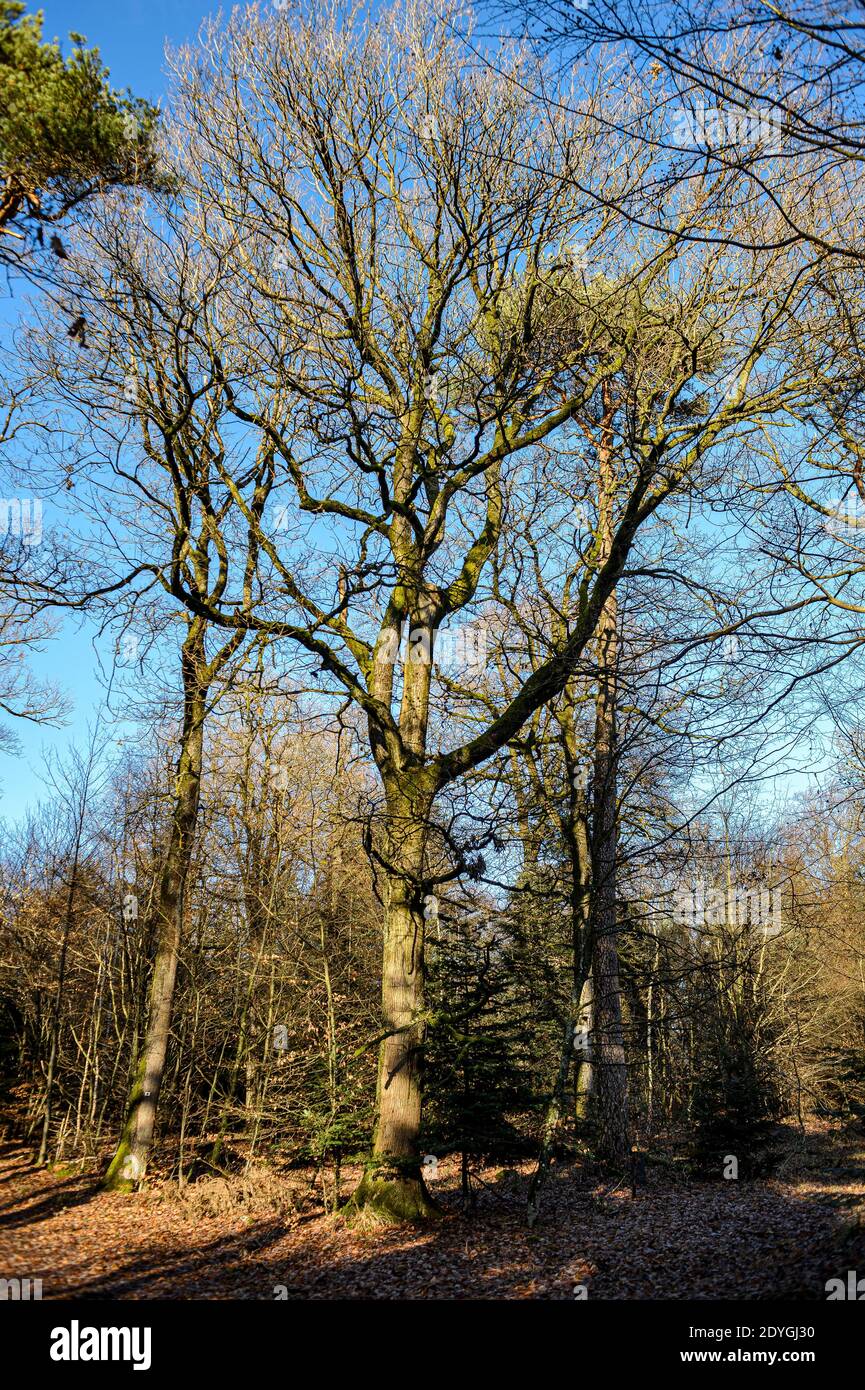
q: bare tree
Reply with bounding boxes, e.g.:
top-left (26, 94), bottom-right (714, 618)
top-left (19, 194), bottom-right (274, 1185)
top-left (146, 1), bottom-right (834, 1217)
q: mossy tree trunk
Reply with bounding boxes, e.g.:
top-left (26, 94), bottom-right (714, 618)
top-left (349, 588), bottom-right (441, 1220)
top-left (350, 778), bottom-right (439, 1220)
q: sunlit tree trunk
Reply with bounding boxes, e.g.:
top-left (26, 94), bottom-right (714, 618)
top-left (352, 788), bottom-right (437, 1218)
top-left (351, 604), bottom-right (439, 1220)
top-left (574, 973), bottom-right (595, 1121)
top-left (590, 384), bottom-right (630, 1162)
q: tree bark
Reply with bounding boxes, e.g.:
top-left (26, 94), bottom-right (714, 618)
top-left (590, 384), bottom-right (631, 1163)
top-left (349, 785), bottom-right (438, 1220)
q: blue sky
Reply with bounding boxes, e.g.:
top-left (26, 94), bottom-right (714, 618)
top-left (42, 0), bottom-right (212, 101)
top-left (0, 2), bottom-right (839, 824)
top-left (0, 2), bottom-right (218, 822)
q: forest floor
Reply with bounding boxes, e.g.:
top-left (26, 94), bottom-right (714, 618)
top-left (2, 1123), bottom-right (865, 1299)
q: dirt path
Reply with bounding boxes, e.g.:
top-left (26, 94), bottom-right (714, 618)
top-left (2, 1131), bottom-right (864, 1299)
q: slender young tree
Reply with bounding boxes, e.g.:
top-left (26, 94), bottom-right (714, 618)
top-left (104, 618), bottom-right (241, 1188)
top-left (20, 198), bottom-right (274, 1186)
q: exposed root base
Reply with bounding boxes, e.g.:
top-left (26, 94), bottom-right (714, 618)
top-left (103, 1177), bottom-right (135, 1194)
top-left (344, 1170), bottom-right (441, 1224)
top-left (103, 1138), bottom-right (143, 1193)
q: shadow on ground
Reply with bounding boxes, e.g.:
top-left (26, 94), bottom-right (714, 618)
top-left (0, 1129), bottom-right (863, 1300)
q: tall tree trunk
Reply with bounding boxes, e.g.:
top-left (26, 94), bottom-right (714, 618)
top-left (351, 783), bottom-right (438, 1220)
top-left (590, 384), bottom-right (631, 1163)
top-left (350, 591), bottom-right (441, 1219)
top-left (104, 623), bottom-right (208, 1190)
